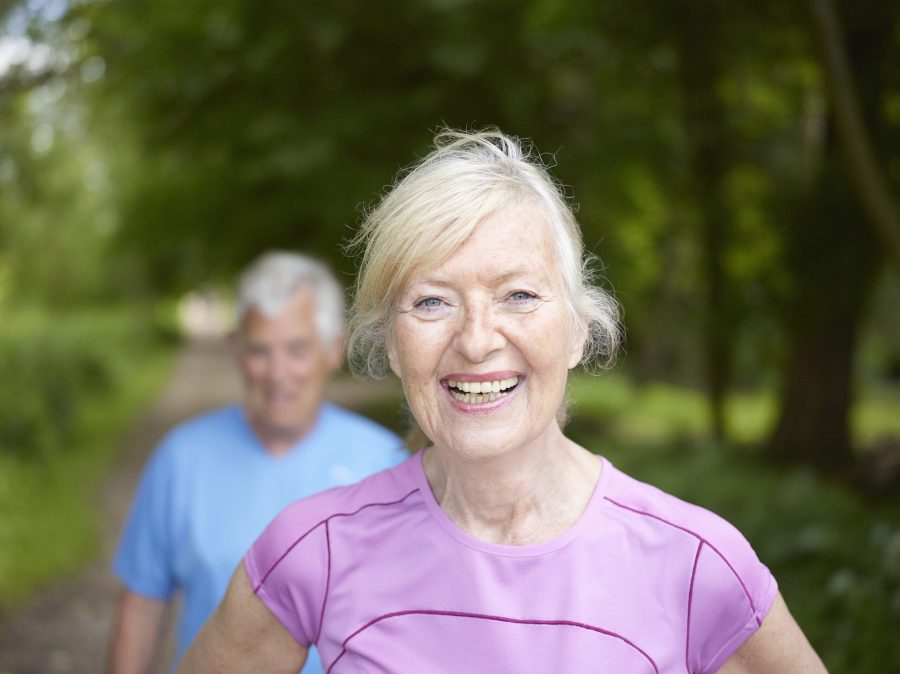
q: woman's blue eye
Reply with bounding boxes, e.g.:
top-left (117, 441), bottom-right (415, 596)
top-left (509, 291), bottom-right (536, 302)
top-left (417, 297), bottom-right (443, 309)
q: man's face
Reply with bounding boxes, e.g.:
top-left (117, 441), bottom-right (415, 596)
top-left (234, 285), bottom-right (341, 447)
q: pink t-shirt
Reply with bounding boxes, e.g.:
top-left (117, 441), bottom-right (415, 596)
top-left (245, 453), bottom-right (777, 673)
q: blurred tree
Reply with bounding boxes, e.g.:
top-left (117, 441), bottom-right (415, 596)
top-left (767, 0), bottom-right (898, 471)
top-left (809, 0), bottom-right (900, 266)
top-left (0, 24), bottom-right (141, 309)
top-left (671, 2), bottom-right (737, 444)
top-left (527, 1), bottom-right (807, 444)
top-left (2, 0), bottom-right (889, 471)
top-left (74, 0), bottom-right (547, 289)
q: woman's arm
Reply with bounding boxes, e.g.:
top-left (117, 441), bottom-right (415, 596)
top-left (177, 562), bottom-right (307, 674)
top-left (717, 592), bottom-right (826, 673)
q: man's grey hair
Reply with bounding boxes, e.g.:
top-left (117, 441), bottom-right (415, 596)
top-left (236, 251), bottom-right (344, 346)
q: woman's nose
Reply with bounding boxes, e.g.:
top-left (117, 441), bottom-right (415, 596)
top-left (454, 303), bottom-right (505, 363)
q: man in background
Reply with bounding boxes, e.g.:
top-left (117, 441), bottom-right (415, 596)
top-left (107, 251), bottom-right (405, 673)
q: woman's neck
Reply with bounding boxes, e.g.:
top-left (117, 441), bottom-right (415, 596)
top-left (422, 427), bottom-right (601, 546)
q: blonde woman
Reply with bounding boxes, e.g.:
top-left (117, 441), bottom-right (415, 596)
top-left (180, 129), bottom-right (826, 673)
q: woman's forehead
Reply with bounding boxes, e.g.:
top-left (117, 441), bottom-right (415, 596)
top-left (401, 212), bottom-right (560, 291)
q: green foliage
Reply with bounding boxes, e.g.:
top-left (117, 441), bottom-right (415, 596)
top-left (0, 308), bottom-right (174, 604)
top-left (0, 69), bottom-right (145, 308)
top-left (0, 453), bottom-right (94, 602)
top-left (0, 321), bottom-right (111, 460)
top-left (73, 0), bottom-right (551, 288)
top-left (0, 309), bottom-right (161, 460)
top-left (0, 0), bottom-right (875, 404)
top-left (569, 372), bottom-right (898, 449)
top-left (2, 0), bottom-right (894, 388)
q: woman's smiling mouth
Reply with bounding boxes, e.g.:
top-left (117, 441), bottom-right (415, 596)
top-left (445, 376), bottom-right (519, 403)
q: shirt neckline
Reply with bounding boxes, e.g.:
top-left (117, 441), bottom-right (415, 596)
top-left (410, 450), bottom-right (613, 558)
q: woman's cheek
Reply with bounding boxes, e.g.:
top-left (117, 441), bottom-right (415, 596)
top-left (517, 310), bottom-right (569, 359)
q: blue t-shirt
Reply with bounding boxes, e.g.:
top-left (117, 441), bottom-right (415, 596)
top-left (113, 402), bottom-right (406, 671)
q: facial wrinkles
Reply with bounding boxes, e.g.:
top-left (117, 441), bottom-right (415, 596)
top-left (452, 291), bottom-right (499, 362)
top-left (402, 275), bottom-right (562, 373)
top-left (446, 301), bottom-right (564, 422)
top-left (391, 205), bottom-right (578, 458)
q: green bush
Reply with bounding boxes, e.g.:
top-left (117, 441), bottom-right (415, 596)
top-left (0, 309), bottom-right (160, 460)
top-left (0, 307), bottom-right (176, 604)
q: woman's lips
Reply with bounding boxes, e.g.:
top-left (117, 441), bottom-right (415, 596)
top-left (440, 373), bottom-right (523, 412)
top-left (444, 375), bottom-right (520, 402)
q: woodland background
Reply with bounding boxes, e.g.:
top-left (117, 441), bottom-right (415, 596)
top-left (1, 1), bottom-right (898, 671)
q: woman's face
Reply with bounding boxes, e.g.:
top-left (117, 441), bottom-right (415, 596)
top-left (388, 202), bottom-right (582, 460)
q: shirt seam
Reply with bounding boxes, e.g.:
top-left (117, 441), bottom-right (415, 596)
top-left (698, 572), bottom-right (776, 674)
top-left (603, 496), bottom-right (760, 623)
top-left (685, 540), bottom-right (704, 673)
top-left (253, 488), bottom-right (419, 592)
top-left (327, 609), bottom-right (660, 674)
top-left (699, 567), bottom-right (777, 673)
top-left (314, 519), bottom-right (332, 644)
top-left (254, 581), bottom-right (305, 644)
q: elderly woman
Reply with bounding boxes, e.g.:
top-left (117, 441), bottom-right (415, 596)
top-left (180, 130), bottom-right (825, 673)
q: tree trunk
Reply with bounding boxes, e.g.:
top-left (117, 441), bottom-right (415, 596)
top-left (767, 209), bottom-right (878, 471)
top-left (767, 0), bottom-right (891, 471)
top-left (677, 24), bottom-right (734, 444)
top-left (808, 0), bottom-right (900, 268)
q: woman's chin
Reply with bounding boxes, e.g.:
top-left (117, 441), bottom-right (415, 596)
top-left (421, 390), bottom-right (562, 461)
top-left (431, 429), bottom-right (527, 463)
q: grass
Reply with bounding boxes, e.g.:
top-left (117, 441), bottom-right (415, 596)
top-left (567, 372), bottom-right (899, 448)
top-left (0, 321), bottom-right (175, 607)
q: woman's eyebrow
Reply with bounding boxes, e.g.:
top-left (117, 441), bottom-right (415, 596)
top-left (407, 275), bottom-right (452, 287)
top-left (492, 267), bottom-right (538, 284)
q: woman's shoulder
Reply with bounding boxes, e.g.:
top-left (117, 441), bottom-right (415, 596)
top-left (601, 461), bottom-right (776, 638)
top-left (253, 453), bottom-right (421, 552)
top-left (244, 453), bottom-right (423, 639)
top-left (601, 460), bottom-right (757, 561)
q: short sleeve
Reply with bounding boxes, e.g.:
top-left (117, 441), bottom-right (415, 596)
top-left (687, 537), bottom-right (778, 673)
top-left (244, 500), bottom-right (331, 646)
top-left (112, 438), bottom-right (177, 599)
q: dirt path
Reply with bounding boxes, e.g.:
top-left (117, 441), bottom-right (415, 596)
top-left (0, 337), bottom-right (400, 674)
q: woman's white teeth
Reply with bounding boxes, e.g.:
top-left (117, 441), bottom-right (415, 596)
top-left (446, 376), bottom-right (519, 403)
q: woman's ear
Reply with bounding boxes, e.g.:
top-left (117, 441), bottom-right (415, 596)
top-left (567, 324), bottom-right (586, 370)
top-left (326, 332), bottom-right (345, 373)
top-left (386, 332), bottom-right (401, 377)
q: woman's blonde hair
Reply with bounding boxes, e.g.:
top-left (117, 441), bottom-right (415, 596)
top-left (347, 127), bottom-right (621, 379)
